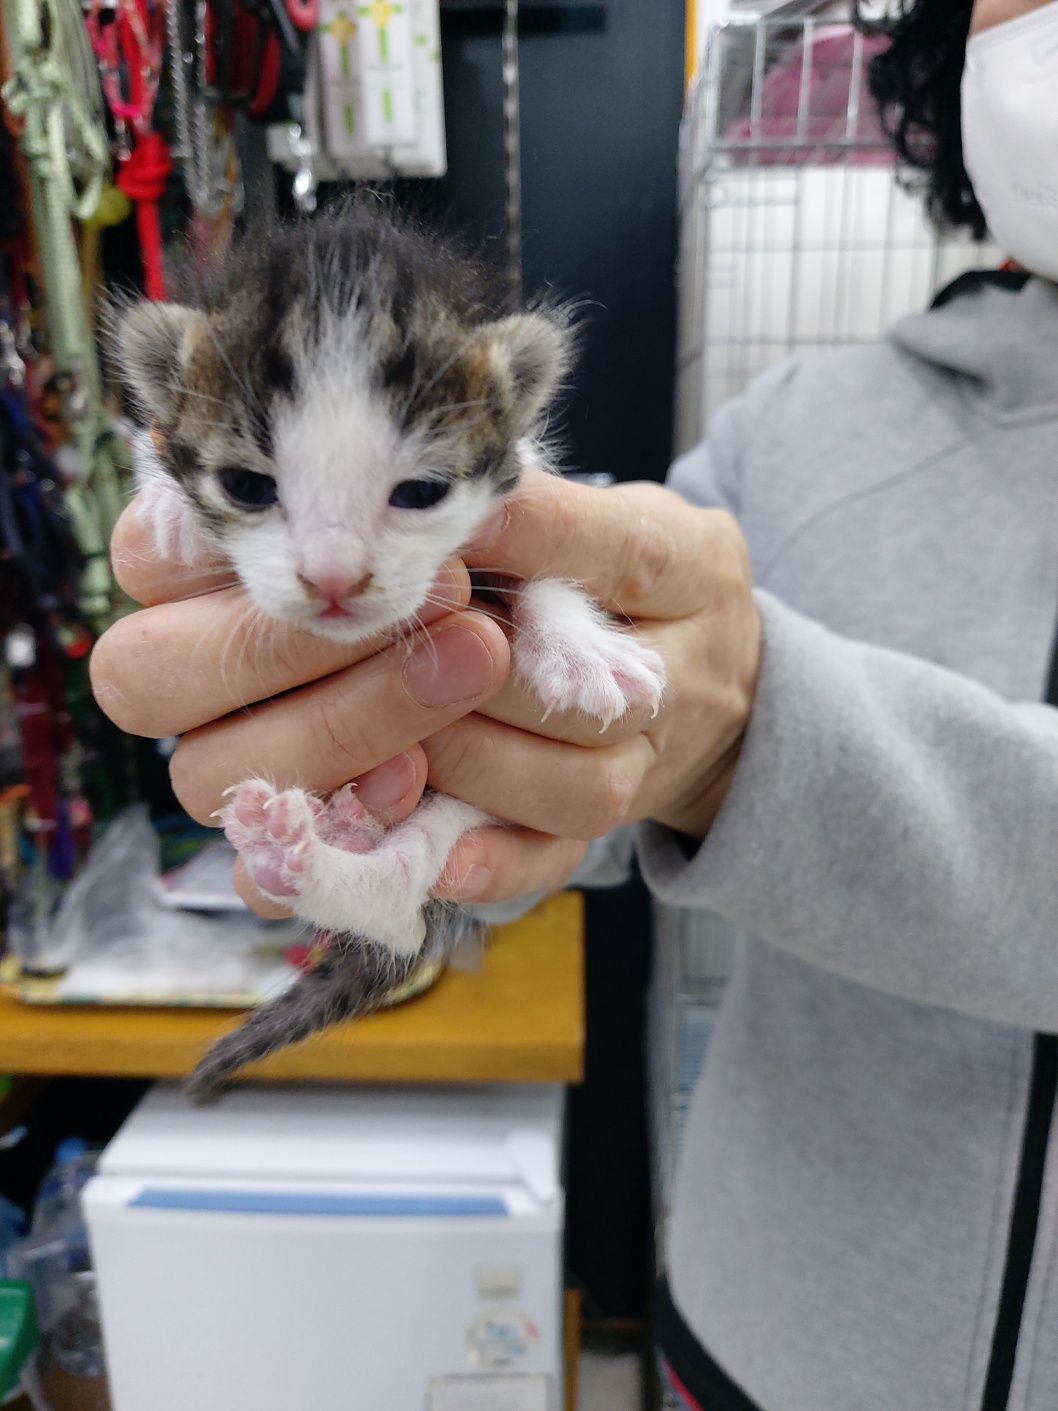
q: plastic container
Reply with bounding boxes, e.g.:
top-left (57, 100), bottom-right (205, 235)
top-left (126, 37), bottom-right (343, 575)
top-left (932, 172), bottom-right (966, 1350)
top-left (36, 1270), bottom-right (111, 1411)
top-left (7, 1139), bottom-right (99, 1333)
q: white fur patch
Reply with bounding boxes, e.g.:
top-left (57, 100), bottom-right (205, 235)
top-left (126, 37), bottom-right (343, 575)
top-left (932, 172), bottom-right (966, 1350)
top-left (131, 428), bottom-right (220, 568)
top-left (511, 578), bottom-right (666, 730)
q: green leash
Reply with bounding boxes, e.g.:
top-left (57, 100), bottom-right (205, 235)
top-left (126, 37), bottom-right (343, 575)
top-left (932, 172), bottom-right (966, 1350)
top-left (4, 0), bottom-right (131, 631)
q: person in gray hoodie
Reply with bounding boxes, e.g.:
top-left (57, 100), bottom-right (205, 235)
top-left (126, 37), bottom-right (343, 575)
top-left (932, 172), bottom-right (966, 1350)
top-left (92, 0), bottom-right (1058, 1405)
top-left (638, 0), bottom-right (1058, 1405)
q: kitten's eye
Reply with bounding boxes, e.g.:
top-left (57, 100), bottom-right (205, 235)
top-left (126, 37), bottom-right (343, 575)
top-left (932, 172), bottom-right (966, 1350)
top-left (218, 467), bottom-right (279, 510)
top-left (389, 478), bottom-right (451, 510)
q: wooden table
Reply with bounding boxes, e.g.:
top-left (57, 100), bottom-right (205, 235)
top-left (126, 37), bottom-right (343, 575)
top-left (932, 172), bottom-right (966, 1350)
top-left (0, 892), bottom-right (584, 1083)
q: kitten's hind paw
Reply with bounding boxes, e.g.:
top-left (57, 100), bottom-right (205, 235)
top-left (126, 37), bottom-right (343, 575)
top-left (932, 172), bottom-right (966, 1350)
top-left (219, 780), bottom-right (383, 902)
top-left (218, 782), bottom-right (487, 954)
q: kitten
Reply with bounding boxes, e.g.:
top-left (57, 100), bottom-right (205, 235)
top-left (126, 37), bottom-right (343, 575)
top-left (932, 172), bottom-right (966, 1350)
top-left (115, 199), bottom-right (665, 1102)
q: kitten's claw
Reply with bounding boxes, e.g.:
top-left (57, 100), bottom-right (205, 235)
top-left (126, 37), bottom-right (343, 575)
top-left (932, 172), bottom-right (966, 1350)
top-left (512, 580), bottom-right (666, 728)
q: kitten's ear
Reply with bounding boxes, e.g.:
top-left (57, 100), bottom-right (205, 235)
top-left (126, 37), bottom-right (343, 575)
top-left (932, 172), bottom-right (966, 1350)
top-left (115, 302), bottom-right (204, 424)
top-left (482, 311), bottom-right (573, 429)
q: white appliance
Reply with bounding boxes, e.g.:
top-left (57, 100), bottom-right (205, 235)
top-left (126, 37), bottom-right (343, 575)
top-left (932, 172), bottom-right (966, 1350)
top-left (83, 1083), bottom-right (564, 1411)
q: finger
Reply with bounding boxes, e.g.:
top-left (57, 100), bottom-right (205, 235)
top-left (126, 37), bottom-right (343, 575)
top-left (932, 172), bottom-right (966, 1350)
top-left (423, 712), bottom-right (654, 840)
top-left (352, 746), bottom-right (429, 826)
top-left (110, 497), bottom-right (236, 605)
top-left (433, 826), bottom-right (588, 904)
top-left (232, 857), bottom-right (293, 918)
top-left (465, 467), bottom-right (739, 619)
top-left (91, 559), bottom-right (472, 738)
top-left (170, 612), bottom-right (511, 823)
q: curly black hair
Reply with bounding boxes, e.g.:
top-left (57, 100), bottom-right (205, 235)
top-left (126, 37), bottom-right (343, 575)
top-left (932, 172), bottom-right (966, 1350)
top-left (856, 0), bottom-right (985, 238)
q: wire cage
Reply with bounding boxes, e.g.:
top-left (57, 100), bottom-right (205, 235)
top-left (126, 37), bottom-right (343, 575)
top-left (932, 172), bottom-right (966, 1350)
top-left (652, 6), bottom-right (1002, 1223)
top-left (674, 10), bottom-right (1001, 452)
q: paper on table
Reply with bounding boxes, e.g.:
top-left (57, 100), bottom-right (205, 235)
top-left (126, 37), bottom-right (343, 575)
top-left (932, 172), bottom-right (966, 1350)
top-left (155, 838), bottom-right (248, 912)
top-left (52, 910), bottom-right (303, 1004)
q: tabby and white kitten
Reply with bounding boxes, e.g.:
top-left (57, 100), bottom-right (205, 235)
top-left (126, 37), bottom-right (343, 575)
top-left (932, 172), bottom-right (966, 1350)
top-left (116, 200), bottom-right (665, 1101)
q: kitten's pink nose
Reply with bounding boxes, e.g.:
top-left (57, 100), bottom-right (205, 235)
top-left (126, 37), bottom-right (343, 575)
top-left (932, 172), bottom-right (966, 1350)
top-left (298, 570), bottom-right (373, 604)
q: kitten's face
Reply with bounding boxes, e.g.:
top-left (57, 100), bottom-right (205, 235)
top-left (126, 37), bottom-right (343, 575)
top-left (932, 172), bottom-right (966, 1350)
top-left (119, 295), bottom-right (569, 643)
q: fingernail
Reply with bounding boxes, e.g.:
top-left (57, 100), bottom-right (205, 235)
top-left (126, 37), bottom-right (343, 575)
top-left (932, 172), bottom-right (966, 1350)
top-left (445, 864), bottom-right (492, 900)
top-left (402, 625), bottom-right (494, 707)
top-left (356, 752), bottom-right (417, 811)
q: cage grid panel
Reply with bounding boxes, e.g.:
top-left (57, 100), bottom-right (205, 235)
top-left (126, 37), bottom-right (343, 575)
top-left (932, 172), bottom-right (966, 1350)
top-left (674, 17), bottom-right (1001, 451)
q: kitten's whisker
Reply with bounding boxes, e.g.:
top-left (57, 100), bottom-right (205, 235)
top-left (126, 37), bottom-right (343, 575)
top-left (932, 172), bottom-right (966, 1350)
top-left (420, 398), bottom-right (490, 426)
top-left (419, 593), bottom-right (511, 630)
top-left (177, 385), bottom-right (236, 411)
top-left (393, 611), bottom-right (440, 671)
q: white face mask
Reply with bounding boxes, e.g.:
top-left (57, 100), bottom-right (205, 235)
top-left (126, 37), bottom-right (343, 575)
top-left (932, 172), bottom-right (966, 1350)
top-left (961, 2), bottom-right (1058, 280)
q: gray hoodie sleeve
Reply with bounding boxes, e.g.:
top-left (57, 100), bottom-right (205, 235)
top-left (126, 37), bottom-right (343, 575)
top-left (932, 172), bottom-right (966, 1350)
top-left (639, 372), bottom-right (1058, 1030)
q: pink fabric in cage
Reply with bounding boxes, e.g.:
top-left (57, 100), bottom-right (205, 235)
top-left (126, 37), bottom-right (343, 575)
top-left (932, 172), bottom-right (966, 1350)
top-left (726, 27), bottom-right (891, 166)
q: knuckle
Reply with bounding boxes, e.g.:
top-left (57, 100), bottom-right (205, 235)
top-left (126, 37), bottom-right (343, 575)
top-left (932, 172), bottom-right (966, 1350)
top-left (539, 494), bottom-right (581, 573)
top-left (313, 690), bottom-right (375, 778)
top-left (617, 514), bottom-right (681, 610)
top-left (577, 758), bottom-right (637, 838)
top-left (426, 721), bottom-right (489, 794)
top-left (698, 511), bottom-right (753, 610)
top-left (709, 509), bottom-right (751, 574)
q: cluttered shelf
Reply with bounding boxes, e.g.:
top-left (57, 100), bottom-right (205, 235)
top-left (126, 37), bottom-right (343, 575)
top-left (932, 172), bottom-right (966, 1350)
top-left (0, 892), bottom-right (583, 1083)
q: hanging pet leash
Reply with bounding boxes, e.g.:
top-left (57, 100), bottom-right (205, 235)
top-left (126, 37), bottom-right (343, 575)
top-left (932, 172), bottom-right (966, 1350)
top-left (86, 0), bottom-right (172, 299)
top-left (3, 0), bottom-right (128, 630)
top-left (502, 0), bottom-right (521, 309)
top-left (3, 0), bottom-right (108, 400)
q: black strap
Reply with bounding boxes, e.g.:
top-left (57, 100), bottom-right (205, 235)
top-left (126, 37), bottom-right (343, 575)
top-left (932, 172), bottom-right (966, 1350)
top-left (930, 269), bottom-right (1030, 311)
top-left (981, 1035), bottom-right (1058, 1410)
top-left (980, 610), bottom-right (1058, 1408)
top-left (654, 1279), bottom-right (763, 1411)
top-left (1046, 629), bottom-right (1058, 710)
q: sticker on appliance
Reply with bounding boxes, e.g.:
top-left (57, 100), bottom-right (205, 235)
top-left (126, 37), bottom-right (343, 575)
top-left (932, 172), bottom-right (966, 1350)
top-left (466, 1309), bottom-right (540, 1369)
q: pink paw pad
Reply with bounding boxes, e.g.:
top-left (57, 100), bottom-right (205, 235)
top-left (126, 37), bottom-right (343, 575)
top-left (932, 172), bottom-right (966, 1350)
top-left (218, 782), bottom-right (321, 900)
top-left (218, 781), bottom-right (387, 902)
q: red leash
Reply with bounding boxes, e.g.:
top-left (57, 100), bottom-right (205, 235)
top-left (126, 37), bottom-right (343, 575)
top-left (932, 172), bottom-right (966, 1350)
top-left (87, 0), bottom-right (171, 299)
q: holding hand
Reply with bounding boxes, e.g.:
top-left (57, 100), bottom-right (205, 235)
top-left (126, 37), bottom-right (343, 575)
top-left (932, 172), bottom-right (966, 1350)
top-left (91, 469), bottom-right (760, 911)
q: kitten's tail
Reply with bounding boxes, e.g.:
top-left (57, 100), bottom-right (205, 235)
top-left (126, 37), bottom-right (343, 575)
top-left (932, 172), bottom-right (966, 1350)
top-left (186, 903), bottom-right (473, 1104)
top-left (186, 936), bottom-right (412, 1104)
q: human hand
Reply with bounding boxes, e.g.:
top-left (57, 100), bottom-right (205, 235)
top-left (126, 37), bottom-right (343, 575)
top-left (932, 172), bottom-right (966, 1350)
top-left (91, 470), bottom-right (759, 912)
top-left (420, 469), bottom-right (760, 902)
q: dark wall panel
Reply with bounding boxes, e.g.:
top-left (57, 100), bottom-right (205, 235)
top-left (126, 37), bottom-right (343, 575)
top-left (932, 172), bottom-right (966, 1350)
top-left (422, 0), bottom-right (684, 1319)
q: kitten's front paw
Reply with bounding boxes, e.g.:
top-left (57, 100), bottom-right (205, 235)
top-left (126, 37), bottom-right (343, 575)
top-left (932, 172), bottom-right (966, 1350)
top-left (219, 780), bottom-right (383, 901)
top-left (511, 578), bottom-right (666, 731)
top-left (513, 622), bottom-right (666, 732)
